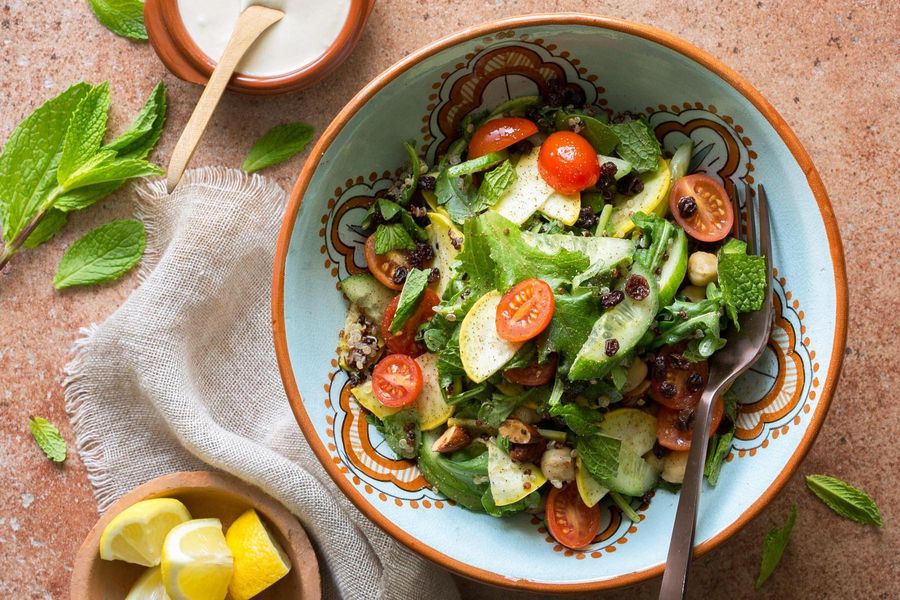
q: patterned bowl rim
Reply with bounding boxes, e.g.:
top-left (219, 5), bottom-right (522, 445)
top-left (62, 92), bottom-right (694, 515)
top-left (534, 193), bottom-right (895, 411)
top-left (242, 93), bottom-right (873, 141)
top-left (272, 13), bottom-right (848, 593)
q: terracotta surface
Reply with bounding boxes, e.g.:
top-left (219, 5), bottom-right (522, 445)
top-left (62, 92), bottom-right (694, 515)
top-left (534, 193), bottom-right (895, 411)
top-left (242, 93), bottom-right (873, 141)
top-left (71, 471), bottom-right (320, 600)
top-left (0, 1), bottom-right (896, 599)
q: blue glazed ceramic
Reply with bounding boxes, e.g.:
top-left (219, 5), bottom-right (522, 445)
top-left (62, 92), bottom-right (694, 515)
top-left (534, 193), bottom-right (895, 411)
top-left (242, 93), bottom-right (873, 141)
top-left (273, 14), bottom-right (847, 592)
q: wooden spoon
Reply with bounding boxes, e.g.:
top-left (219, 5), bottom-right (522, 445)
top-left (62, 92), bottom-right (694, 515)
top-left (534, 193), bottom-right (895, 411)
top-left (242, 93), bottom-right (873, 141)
top-left (166, 5), bottom-right (284, 193)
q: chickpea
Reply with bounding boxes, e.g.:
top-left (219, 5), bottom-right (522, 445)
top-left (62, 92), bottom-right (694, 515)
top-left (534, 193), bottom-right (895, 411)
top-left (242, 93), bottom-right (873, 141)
top-left (540, 448), bottom-right (575, 484)
top-left (687, 251), bottom-right (718, 286)
top-left (622, 358), bottom-right (648, 393)
top-left (680, 285), bottom-right (707, 303)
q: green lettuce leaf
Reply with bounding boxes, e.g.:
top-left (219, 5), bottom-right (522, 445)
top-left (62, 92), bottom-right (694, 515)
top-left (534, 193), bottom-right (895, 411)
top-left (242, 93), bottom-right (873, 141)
top-left (538, 288), bottom-right (602, 374)
top-left (549, 402), bottom-right (603, 436)
top-left (473, 160), bottom-right (516, 210)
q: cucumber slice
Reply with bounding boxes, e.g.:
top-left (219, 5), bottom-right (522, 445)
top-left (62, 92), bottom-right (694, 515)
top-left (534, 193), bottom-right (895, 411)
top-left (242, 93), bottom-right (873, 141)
top-left (599, 408), bottom-right (658, 456)
top-left (459, 290), bottom-right (523, 383)
top-left (603, 442), bottom-right (660, 496)
top-left (520, 232), bottom-right (635, 276)
top-left (669, 140), bottom-right (694, 181)
top-left (487, 440), bottom-right (547, 506)
top-left (339, 274), bottom-right (395, 322)
top-left (657, 227), bottom-right (688, 307)
top-left (415, 353), bottom-right (454, 431)
top-left (575, 457), bottom-right (609, 507)
top-left (569, 263), bottom-right (660, 380)
top-left (598, 155), bottom-right (632, 181)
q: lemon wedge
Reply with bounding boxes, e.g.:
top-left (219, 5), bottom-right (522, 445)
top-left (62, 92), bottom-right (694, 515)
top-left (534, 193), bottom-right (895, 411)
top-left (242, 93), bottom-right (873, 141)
top-left (100, 498), bottom-right (192, 566)
top-left (125, 566), bottom-right (171, 600)
top-left (225, 509), bottom-right (292, 600)
top-left (161, 518), bottom-right (233, 600)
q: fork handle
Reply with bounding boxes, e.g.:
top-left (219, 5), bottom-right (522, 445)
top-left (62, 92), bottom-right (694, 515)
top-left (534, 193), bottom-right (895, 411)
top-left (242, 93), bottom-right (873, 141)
top-left (658, 384), bottom-right (723, 600)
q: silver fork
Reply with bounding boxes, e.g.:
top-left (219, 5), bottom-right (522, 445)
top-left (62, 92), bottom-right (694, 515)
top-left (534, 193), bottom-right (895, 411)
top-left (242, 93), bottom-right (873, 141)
top-left (658, 183), bottom-right (775, 600)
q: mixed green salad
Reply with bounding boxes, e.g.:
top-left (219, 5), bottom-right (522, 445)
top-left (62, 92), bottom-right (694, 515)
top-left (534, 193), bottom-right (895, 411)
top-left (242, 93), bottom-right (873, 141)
top-left (337, 90), bottom-right (767, 549)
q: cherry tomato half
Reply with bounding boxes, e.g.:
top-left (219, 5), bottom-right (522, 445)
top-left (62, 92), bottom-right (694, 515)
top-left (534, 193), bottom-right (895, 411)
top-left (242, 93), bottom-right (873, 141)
top-left (669, 174), bottom-right (735, 242)
top-left (656, 396), bottom-right (724, 451)
top-left (372, 354), bottom-right (423, 408)
top-left (538, 131), bottom-right (601, 195)
top-left (504, 353), bottom-right (558, 386)
top-left (467, 117), bottom-right (538, 159)
top-left (649, 346), bottom-right (709, 410)
top-left (381, 289), bottom-right (440, 357)
top-left (496, 278), bottom-right (555, 342)
top-left (364, 235), bottom-right (417, 291)
top-left (545, 482), bottom-right (601, 550)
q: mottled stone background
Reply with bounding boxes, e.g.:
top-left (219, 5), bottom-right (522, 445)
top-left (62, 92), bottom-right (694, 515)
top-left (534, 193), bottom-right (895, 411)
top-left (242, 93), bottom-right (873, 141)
top-left (1, 1), bottom-right (897, 598)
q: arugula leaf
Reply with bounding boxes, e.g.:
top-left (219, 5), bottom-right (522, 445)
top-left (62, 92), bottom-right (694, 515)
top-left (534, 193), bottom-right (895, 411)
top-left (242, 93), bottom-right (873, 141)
top-left (389, 268), bottom-right (430, 333)
top-left (477, 394), bottom-right (521, 429)
top-left (474, 160), bottom-right (516, 211)
top-left (654, 283), bottom-right (726, 359)
top-left (459, 212), bottom-right (589, 293)
top-left (446, 151), bottom-right (506, 178)
top-left (418, 435), bottom-right (489, 511)
top-left (373, 223), bottom-right (415, 254)
top-left (53, 219), bottom-right (145, 289)
top-left (718, 251), bottom-right (767, 327)
top-left (538, 288), bottom-right (602, 374)
top-left (756, 504), bottom-right (796, 588)
top-left (29, 417), bottom-right (67, 462)
top-left (610, 492), bottom-right (641, 522)
top-left (549, 402), bottom-right (603, 436)
top-left (805, 475), bottom-right (883, 526)
top-left (632, 211), bottom-right (676, 273)
top-left (0, 82), bottom-right (92, 242)
top-left (23, 209), bottom-right (68, 249)
top-left (576, 434), bottom-right (621, 482)
top-left (105, 81), bottom-right (167, 159)
top-left (88, 0), bottom-right (148, 40)
top-left (242, 122), bottom-right (314, 173)
top-left (610, 118), bottom-right (661, 174)
top-left (704, 428), bottom-right (734, 486)
top-left (58, 82), bottom-right (110, 183)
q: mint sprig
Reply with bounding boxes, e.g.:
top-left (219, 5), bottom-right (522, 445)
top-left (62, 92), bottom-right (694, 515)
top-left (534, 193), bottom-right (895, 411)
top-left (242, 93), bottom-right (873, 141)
top-left (54, 219), bottom-right (146, 289)
top-left (242, 122), bottom-right (314, 173)
top-left (29, 417), bottom-right (67, 463)
top-left (805, 475), bottom-right (883, 526)
top-left (88, 0), bottom-right (148, 41)
top-left (0, 81), bottom-right (166, 275)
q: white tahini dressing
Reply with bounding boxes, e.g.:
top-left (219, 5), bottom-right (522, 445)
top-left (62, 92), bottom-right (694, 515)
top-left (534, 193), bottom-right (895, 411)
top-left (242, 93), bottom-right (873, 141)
top-left (176, 0), bottom-right (352, 77)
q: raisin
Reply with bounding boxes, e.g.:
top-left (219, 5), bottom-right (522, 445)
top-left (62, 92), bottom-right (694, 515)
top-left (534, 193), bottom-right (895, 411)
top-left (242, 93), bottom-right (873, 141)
top-left (600, 290), bottom-right (625, 309)
top-left (625, 274), bottom-right (650, 300)
top-left (392, 266), bottom-right (408, 286)
top-left (660, 381), bottom-right (677, 398)
top-left (652, 355), bottom-right (668, 379)
top-left (677, 195), bottom-right (698, 218)
top-left (652, 441), bottom-right (670, 458)
top-left (575, 206), bottom-right (599, 229)
top-left (407, 241), bottom-right (435, 269)
top-left (687, 372), bottom-right (704, 392)
top-left (675, 408), bottom-right (695, 431)
top-left (616, 173), bottom-right (644, 196)
top-left (668, 353), bottom-right (690, 370)
top-left (605, 339), bottom-right (620, 356)
top-left (428, 267), bottom-right (440, 283)
top-left (417, 175), bottom-right (437, 191)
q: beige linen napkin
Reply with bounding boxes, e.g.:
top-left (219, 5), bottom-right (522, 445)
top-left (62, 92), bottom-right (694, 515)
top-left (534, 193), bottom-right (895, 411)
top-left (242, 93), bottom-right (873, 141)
top-left (64, 168), bottom-right (460, 600)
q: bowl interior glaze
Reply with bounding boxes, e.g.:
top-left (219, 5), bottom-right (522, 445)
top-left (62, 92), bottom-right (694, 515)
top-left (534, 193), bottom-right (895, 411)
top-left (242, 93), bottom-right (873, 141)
top-left (274, 15), bottom-right (846, 592)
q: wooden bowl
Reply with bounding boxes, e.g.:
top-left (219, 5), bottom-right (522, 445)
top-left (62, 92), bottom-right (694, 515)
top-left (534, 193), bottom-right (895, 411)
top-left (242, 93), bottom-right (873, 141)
top-left (70, 471), bottom-right (321, 600)
top-left (144, 0), bottom-right (375, 95)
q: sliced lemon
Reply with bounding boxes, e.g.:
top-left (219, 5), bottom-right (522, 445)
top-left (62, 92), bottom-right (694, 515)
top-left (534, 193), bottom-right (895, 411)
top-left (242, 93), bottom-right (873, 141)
top-left (225, 509), bottom-right (292, 600)
top-left (100, 498), bottom-right (192, 567)
top-left (161, 518), bottom-right (233, 600)
top-left (125, 566), bottom-right (171, 600)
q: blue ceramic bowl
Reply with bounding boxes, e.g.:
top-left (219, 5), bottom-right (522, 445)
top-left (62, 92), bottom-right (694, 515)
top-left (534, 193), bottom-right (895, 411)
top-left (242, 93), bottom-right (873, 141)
top-left (273, 14), bottom-right (847, 592)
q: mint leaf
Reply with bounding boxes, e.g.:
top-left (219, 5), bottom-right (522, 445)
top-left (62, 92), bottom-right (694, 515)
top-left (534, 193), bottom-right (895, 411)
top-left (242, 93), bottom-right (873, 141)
top-left (105, 82), bottom-right (167, 159)
top-left (53, 182), bottom-right (121, 213)
top-left (538, 288), bottom-right (602, 374)
top-left (474, 160), bottom-right (516, 211)
top-left (704, 428), bottom-right (733, 486)
top-left (756, 504), bottom-right (796, 588)
top-left (435, 168), bottom-right (479, 224)
top-left (53, 219), bottom-right (145, 289)
top-left (60, 157), bottom-right (163, 191)
top-left (23, 209), bottom-right (68, 249)
top-left (718, 251), bottom-right (767, 326)
top-left (29, 417), bottom-right (67, 462)
top-left (373, 223), bottom-right (415, 255)
top-left (549, 402), bottom-right (603, 436)
top-left (58, 82), bottom-right (110, 183)
top-left (805, 475), bottom-right (883, 526)
top-left (389, 268), bottom-right (430, 333)
top-left (242, 122), bottom-right (314, 173)
top-left (576, 434), bottom-right (621, 482)
top-left (0, 82), bottom-right (92, 242)
top-left (88, 0), bottom-right (147, 40)
top-left (610, 118), bottom-right (661, 174)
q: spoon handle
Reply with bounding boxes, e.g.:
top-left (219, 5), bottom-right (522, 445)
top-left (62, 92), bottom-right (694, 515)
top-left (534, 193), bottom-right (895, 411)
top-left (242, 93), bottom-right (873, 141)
top-left (166, 6), bottom-right (283, 193)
